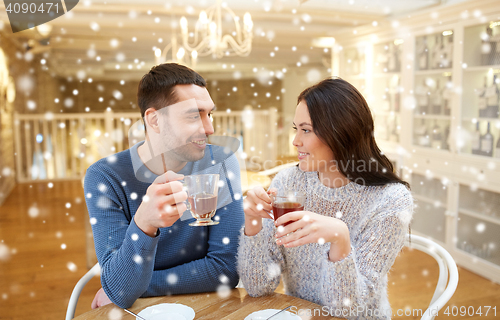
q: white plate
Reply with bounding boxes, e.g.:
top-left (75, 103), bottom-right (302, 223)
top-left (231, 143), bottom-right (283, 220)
top-left (244, 309), bottom-right (301, 320)
top-left (137, 303), bottom-right (195, 320)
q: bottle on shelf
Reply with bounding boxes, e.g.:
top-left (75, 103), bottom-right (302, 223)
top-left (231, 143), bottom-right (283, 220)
top-left (389, 115), bottom-right (399, 142)
top-left (471, 122), bottom-right (481, 155)
top-left (442, 76), bottom-right (452, 115)
top-left (358, 50), bottom-right (366, 75)
top-left (388, 42), bottom-right (400, 72)
top-left (492, 30), bottom-right (500, 65)
top-left (442, 125), bottom-right (450, 150)
top-left (394, 77), bottom-right (401, 112)
top-left (480, 122), bottom-right (494, 157)
top-left (431, 122), bottom-right (443, 149)
top-left (382, 80), bottom-right (391, 111)
top-left (485, 74), bottom-right (499, 118)
top-left (414, 121), bottom-right (429, 147)
top-left (432, 34), bottom-right (441, 69)
top-left (481, 26), bottom-right (493, 65)
top-left (416, 79), bottom-right (430, 114)
top-left (376, 45), bottom-right (389, 73)
top-left (431, 79), bottom-right (443, 114)
top-left (495, 136), bottom-right (500, 159)
top-left (418, 36), bottom-right (429, 70)
top-left (446, 33), bottom-right (453, 68)
top-left (439, 34), bottom-right (451, 68)
top-left (421, 127), bottom-right (431, 147)
top-left (476, 77), bottom-right (488, 118)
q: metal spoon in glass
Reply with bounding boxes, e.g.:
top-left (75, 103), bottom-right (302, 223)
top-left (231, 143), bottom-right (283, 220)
top-left (123, 308), bottom-right (147, 320)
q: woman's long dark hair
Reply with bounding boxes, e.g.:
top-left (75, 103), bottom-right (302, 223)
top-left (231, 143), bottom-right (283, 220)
top-left (298, 77), bottom-right (410, 189)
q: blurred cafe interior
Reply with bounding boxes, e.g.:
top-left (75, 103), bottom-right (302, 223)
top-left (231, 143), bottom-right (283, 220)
top-left (0, 0), bottom-right (500, 319)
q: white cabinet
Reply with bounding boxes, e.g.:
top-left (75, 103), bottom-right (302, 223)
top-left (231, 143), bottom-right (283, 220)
top-left (460, 22), bottom-right (500, 158)
top-left (457, 185), bottom-right (500, 265)
top-left (337, 2), bottom-right (500, 283)
top-left (413, 31), bottom-right (453, 151)
top-left (411, 173), bottom-right (448, 243)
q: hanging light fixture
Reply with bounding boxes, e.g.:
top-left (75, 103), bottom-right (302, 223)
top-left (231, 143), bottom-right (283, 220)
top-left (179, 0), bottom-right (253, 59)
top-left (155, 36), bottom-right (197, 68)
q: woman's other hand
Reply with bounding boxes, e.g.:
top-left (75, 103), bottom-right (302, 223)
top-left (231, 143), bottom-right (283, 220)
top-left (243, 187), bottom-right (277, 236)
top-left (275, 211), bottom-right (351, 262)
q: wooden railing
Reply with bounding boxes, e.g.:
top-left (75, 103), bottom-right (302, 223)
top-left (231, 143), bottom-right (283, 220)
top-left (13, 107), bottom-right (279, 183)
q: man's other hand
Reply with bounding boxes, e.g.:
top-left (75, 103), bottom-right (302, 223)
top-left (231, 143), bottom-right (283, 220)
top-left (91, 288), bottom-right (112, 309)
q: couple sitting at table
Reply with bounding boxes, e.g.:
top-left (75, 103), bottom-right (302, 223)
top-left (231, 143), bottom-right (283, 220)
top-left (84, 63), bottom-right (413, 319)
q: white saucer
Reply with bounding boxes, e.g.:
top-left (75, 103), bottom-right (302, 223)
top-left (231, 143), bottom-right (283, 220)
top-left (244, 309), bottom-right (301, 320)
top-left (137, 303), bottom-right (195, 320)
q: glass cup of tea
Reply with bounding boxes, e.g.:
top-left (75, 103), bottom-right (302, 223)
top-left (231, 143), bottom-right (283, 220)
top-left (183, 174), bottom-right (220, 226)
top-left (270, 191), bottom-right (306, 226)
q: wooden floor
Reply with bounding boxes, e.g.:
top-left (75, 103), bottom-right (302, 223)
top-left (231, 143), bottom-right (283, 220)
top-left (0, 180), bottom-right (499, 320)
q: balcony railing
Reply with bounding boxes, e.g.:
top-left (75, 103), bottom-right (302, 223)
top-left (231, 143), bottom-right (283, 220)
top-left (13, 107), bottom-right (279, 183)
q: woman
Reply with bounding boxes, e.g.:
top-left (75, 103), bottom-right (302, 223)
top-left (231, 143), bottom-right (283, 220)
top-left (237, 78), bottom-right (413, 319)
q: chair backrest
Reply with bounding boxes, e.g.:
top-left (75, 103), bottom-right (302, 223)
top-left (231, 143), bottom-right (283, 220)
top-left (404, 234), bottom-right (459, 320)
top-left (65, 262), bottom-right (101, 320)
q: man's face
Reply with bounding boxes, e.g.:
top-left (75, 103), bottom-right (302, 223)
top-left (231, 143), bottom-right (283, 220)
top-left (156, 84), bottom-right (215, 163)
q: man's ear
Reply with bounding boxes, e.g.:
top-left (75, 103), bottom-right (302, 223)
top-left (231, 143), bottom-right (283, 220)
top-left (144, 108), bottom-right (160, 133)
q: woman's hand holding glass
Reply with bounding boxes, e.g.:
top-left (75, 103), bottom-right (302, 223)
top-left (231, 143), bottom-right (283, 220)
top-left (243, 186), bottom-right (277, 236)
top-left (275, 211), bottom-right (352, 262)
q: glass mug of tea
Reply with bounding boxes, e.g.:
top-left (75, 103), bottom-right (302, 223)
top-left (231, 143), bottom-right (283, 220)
top-left (183, 174), bottom-right (220, 226)
top-left (270, 191), bottom-right (306, 226)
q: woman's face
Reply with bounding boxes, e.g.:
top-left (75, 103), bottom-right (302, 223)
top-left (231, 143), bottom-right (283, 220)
top-left (292, 100), bottom-right (335, 173)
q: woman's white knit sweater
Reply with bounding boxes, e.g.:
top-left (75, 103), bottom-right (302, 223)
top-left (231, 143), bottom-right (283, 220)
top-left (237, 166), bottom-right (413, 319)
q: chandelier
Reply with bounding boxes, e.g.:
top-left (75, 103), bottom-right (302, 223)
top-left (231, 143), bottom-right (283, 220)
top-left (179, 0), bottom-right (253, 59)
top-left (154, 36), bottom-right (197, 67)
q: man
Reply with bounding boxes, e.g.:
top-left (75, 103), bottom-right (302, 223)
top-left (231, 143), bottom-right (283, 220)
top-left (84, 63), bottom-right (244, 308)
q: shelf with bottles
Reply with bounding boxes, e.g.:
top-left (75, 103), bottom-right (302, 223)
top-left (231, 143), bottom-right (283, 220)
top-left (413, 118), bottom-right (451, 151)
top-left (344, 77), bottom-right (368, 99)
top-left (374, 40), bottom-right (402, 74)
top-left (373, 72), bottom-right (401, 78)
top-left (411, 172), bottom-right (448, 202)
top-left (461, 69), bottom-right (500, 120)
top-left (414, 74), bottom-right (453, 117)
top-left (414, 69), bottom-right (453, 76)
top-left (413, 194), bottom-right (447, 209)
top-left (463, 65), bottom-right (500, 72)
top-left (372, 74), bottom-right (401, 113)
top-left (456, 212), bottom-right (500, 266)
top-left (414, 114), bottom-right (452, 120)
top-left (343, 46), bottom-right (367, 77)
top-left (373, 112), bottom-right (400, 143)
top-left (463, 21), bottom-right (500, 68)
top-left (459, 184), bottom-right (500, 222)
top-left (410, 173), bottom-right (448, 243)
top-left (415, 31), bottom-right (454, 72)
top-left (459, 119), bottom-right (500, 158)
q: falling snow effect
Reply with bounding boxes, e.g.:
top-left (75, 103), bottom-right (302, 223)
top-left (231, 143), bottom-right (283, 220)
top-left (28, 205), bottom-right (40, 218)
top-left (5, 4), bottom-right (499, 317)
top-left (108, 308), bottom-right (123, 320)
top-left (97, 196), bottom-right (112, 209)
top-left (216, 284), bottom-right (231, 298)
top-left (0, 243), bottom-right (11, 261)
top-left (267, 262), bottom-right (281, 278)
top-left (67, 262), bottom-right (77, 272)
top-left (133, 254), bottom-right (143, 264)
top-left (167, 273), bottom-right (178, 285)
